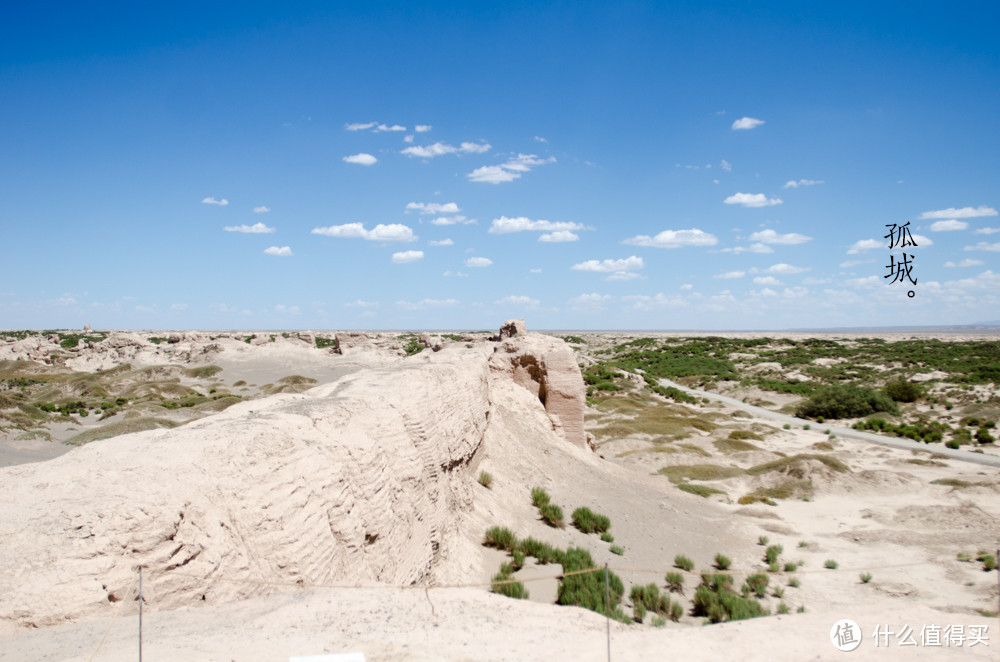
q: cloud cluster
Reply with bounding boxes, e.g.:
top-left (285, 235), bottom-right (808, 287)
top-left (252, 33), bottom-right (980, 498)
top-left (919, 205), bottom-right (997, 219)
top-left (402, 142), bottom-right (490, 158)
top-left (346, 122), bottom-right (406, 132)
top-left (467, 154), bottom-right (556, 184)
top-left (748, 229), bottom-right (813, 245)
top-left (731, 117), bottom-right (764, 130)
top-left (783, 179), bottom-right (823, 189)
top-left (391, 250), bottom-right (424, 263)
top-left (311, 223), bottom-right (416, 242)
top-left (224, 222), bottom-right (274, 234)
top-left (571, 256), bottom-right (644, 273)
top-left (343, 153), bottom-right (378, 166)
top-left (724, 192), bottom-right (783, 208)
top-left (488, 216), bottom-right (587, 235)
top-left (253, 206), bottom-right (270, 213)
top-left (539, 231), bottom-right (579, 242)
top-left (622, 228), bottom-right (718, 248)
top-left (407, 202), bottom-right (460, 215)
top-left (263, 246), bottom-right (292, 257)
top-left (929, 219), bottom-right (968, 231)
top-left (201, 197), bottom-right (229, 206)
top-left (430, 215), bottom-right (476, 226)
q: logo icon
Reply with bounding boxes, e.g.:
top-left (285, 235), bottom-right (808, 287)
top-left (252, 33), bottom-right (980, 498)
top-left (831, 619), bottom-right (862, 652)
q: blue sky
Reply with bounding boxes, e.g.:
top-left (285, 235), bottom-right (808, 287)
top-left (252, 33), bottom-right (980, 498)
top-left (2, 2), bottom-right (999, 331)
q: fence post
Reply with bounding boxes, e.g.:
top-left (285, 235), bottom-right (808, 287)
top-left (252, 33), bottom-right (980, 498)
top-left (138, 567), bottom-right (142, 662)
top-left (604, 563), bottom-right (611, 662)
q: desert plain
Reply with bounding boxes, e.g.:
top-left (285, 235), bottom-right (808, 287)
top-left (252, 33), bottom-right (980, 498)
top-left (0, 322), bottom-right (998, 661)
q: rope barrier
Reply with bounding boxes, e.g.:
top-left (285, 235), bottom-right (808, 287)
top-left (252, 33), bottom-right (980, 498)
top-left (86, 568), bottom-right (137, 662)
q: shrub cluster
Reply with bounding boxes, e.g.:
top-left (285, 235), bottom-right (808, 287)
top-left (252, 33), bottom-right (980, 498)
top-left (795, 384), bottom-right (899, 420)
top-left (629, 583), bottom-right (682, 623)
top-left (884, 379), bottom-right (922, 403)
top-left (491, 562), bottom-right (528, 599)
top-left (692, 572), bottom-right (768, 623)
top-left (572, 507), bottom-right (611, 534)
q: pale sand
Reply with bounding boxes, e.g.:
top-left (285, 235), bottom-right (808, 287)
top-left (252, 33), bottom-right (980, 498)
top-left (0, 330), bottom-right (998, 660)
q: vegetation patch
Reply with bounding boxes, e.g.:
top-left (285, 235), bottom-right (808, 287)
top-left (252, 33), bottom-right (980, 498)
top-left (64, 417), bottom-right (179, 445)
top-left (571, 507), bottom-right (611, 534)
top-left (659, 464), bottom-right (746, 483)
top-left (796, 384), bottom-right (899, 420)
top-left (678, 483), bottom-right (726, 498)
top-left (746, 454), bottom-right (849, 476)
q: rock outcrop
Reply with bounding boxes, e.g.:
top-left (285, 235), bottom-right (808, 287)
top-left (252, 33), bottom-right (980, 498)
top-left (489, 329), bottom-right (588, 450)
top-left (0, 349), bottom-right (493, 627)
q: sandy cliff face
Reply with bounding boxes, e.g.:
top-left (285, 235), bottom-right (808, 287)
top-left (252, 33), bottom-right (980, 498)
top-left (0, 335), bottom-right (588, 629)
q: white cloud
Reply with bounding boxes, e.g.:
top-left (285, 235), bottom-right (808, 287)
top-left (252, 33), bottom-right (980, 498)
top-left (415, 125), bottom-right (432, 132)
top-left (431, 215), bottom-right (476, 226)
top-left (264, 246), bottom-right (293, 257)
top-left (201, 197), bottom-right (229, 206)
top-left (965, 242), bottom-right (1000, 252)
top-left (442, 270), bottom-right (468, 277)
top-left (622, 228), bottom-right (718, 248)
top-left (847, 238), bottom-right (882, 254)
top-left (403, 135), bottom-right (414, 143)
top-left (274, 304), bottom-right (300, 314)
top-left (714, 270), bottom-right (745, 279)
top-left (680, 284), bottom-right (693, 290)
top-left (392, 250), bottom-right (424, 263)
top-left (253, 206), bottom-right (270, 213)
top-left (467, 154), bottom-right (556, 184)
top-left (732, 117), bottom-right (764, 130)
top-left (345, 122), bottom-right (376, 131)
top-left (396, 298), bottom-right (459, 310)
top-left (919, 205), bottom-right (998, 219)
top-left (374, 124), bottom-right (406, 132)
top-left (975, 227), bottom-right (1000, 235)
top-left (170, 303), bottom-right (188, 311)
top-left (224, 222), bottom-right (275, 234)
top-left (721, 159), bottom-right (732, 171)
top-left (720, 242), bottom-right (774, 254)
top-left (428, 238), bottom-right (454, 246)
top-left (753, 276), bottom-right (781, 285)
top-left (489, 216), bottom-right (587, 234)
top-left (311, 223), bottom-right (416, 242)
top-left (534, 136), bottom-right (548, 143)
top-left (571, 256), bottom-right (644, 273)
top-left (407, 202), bottom-right (460, 215)
top-left (766, 263), bottom-right (809, 274)
top-left (402, 141), bottom-right (491, 158)
top-left (930, 219), bottom-right (969, 231)
top-left (530, 268), bottom-right (542, 274)
top-left (343, 153), bottom-right (377, 166)
top-left (496, 295), bottom-right (540, 307)
top-left (748, 229), bottom-right (813, 245)
top-left (911, 234), bottom-right (933, 247)
top-left (465, 257), bottom-right (493, 267)
top-left (539, 231), bottom-right (580, 242)
top-left (724, 192), bottom-right (783, 208)
top-left (783, 179), bottom-right (823, 189)
top-left (345, 299), bottom-right (380, 308)
top-left (605, 271), bottom-right (643, 282)
top-left (944, 259), bottom-right (983, 267)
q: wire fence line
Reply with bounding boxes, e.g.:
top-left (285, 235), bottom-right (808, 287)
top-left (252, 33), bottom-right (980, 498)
top-left (80, 556), bottom-right (986, 660)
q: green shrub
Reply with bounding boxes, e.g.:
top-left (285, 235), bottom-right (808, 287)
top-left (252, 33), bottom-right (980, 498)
top-left (743, 573), bottom-right (769, 599)
top-left (764, 544), bottom-right (783, 565)
top-left (531, 487), bottom-right (550, 508)
top-left (483, 526), bottom-right (518, 552)
top-left (557, 547), bottom-right (625, 619)
top-left (572, 506), bottom-right (612, 534)
top-left (478, 471), bottom-right (493, 489)
top-left (491, 562), bottom-right (528, 599)
top-left (519, 537), bottom-right (562, 565)
top-left (678, 483), bottom-right (726, 498)
top-left (783, 562), bottom-right (797, 573)
top-left (714, 553), bottom-right (732, 570)
top-left (610, 544), bottom-right (625, 556)
top-left (539, 503), bottom-right (564, 528)
top-left (601, 532), bottom-right (614, 543)
top-left (783, 424), bottom-right (791, 430)
top-left (772, 585), bottom-right (784, 598)
top-left (758, 536), bottom-right (769, 546)
top-left (692, 577), bottom-right (768, 623)
top-left (984, 555), bottom-right (998, 571)
top-left (675, 555), bottom-right (695, 572)
top-left (884, 379), bottom-right (922, 403)
top-left (651, 614), bottom-right (667, 627)
top-left (859, 572), bottom-right (873, 584)
top-left (669, 600), bottom-right (684, 622)
top-left (796, 384), bottom-right (899, 420)
top-left (665, 571), bottom-right (685, 594)
top-left (824, 559), bottom-right (838, 570)
top-left (777, 602), bottom-right (790, 614)
top-left (788, 577), bottom-right (800, 588)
